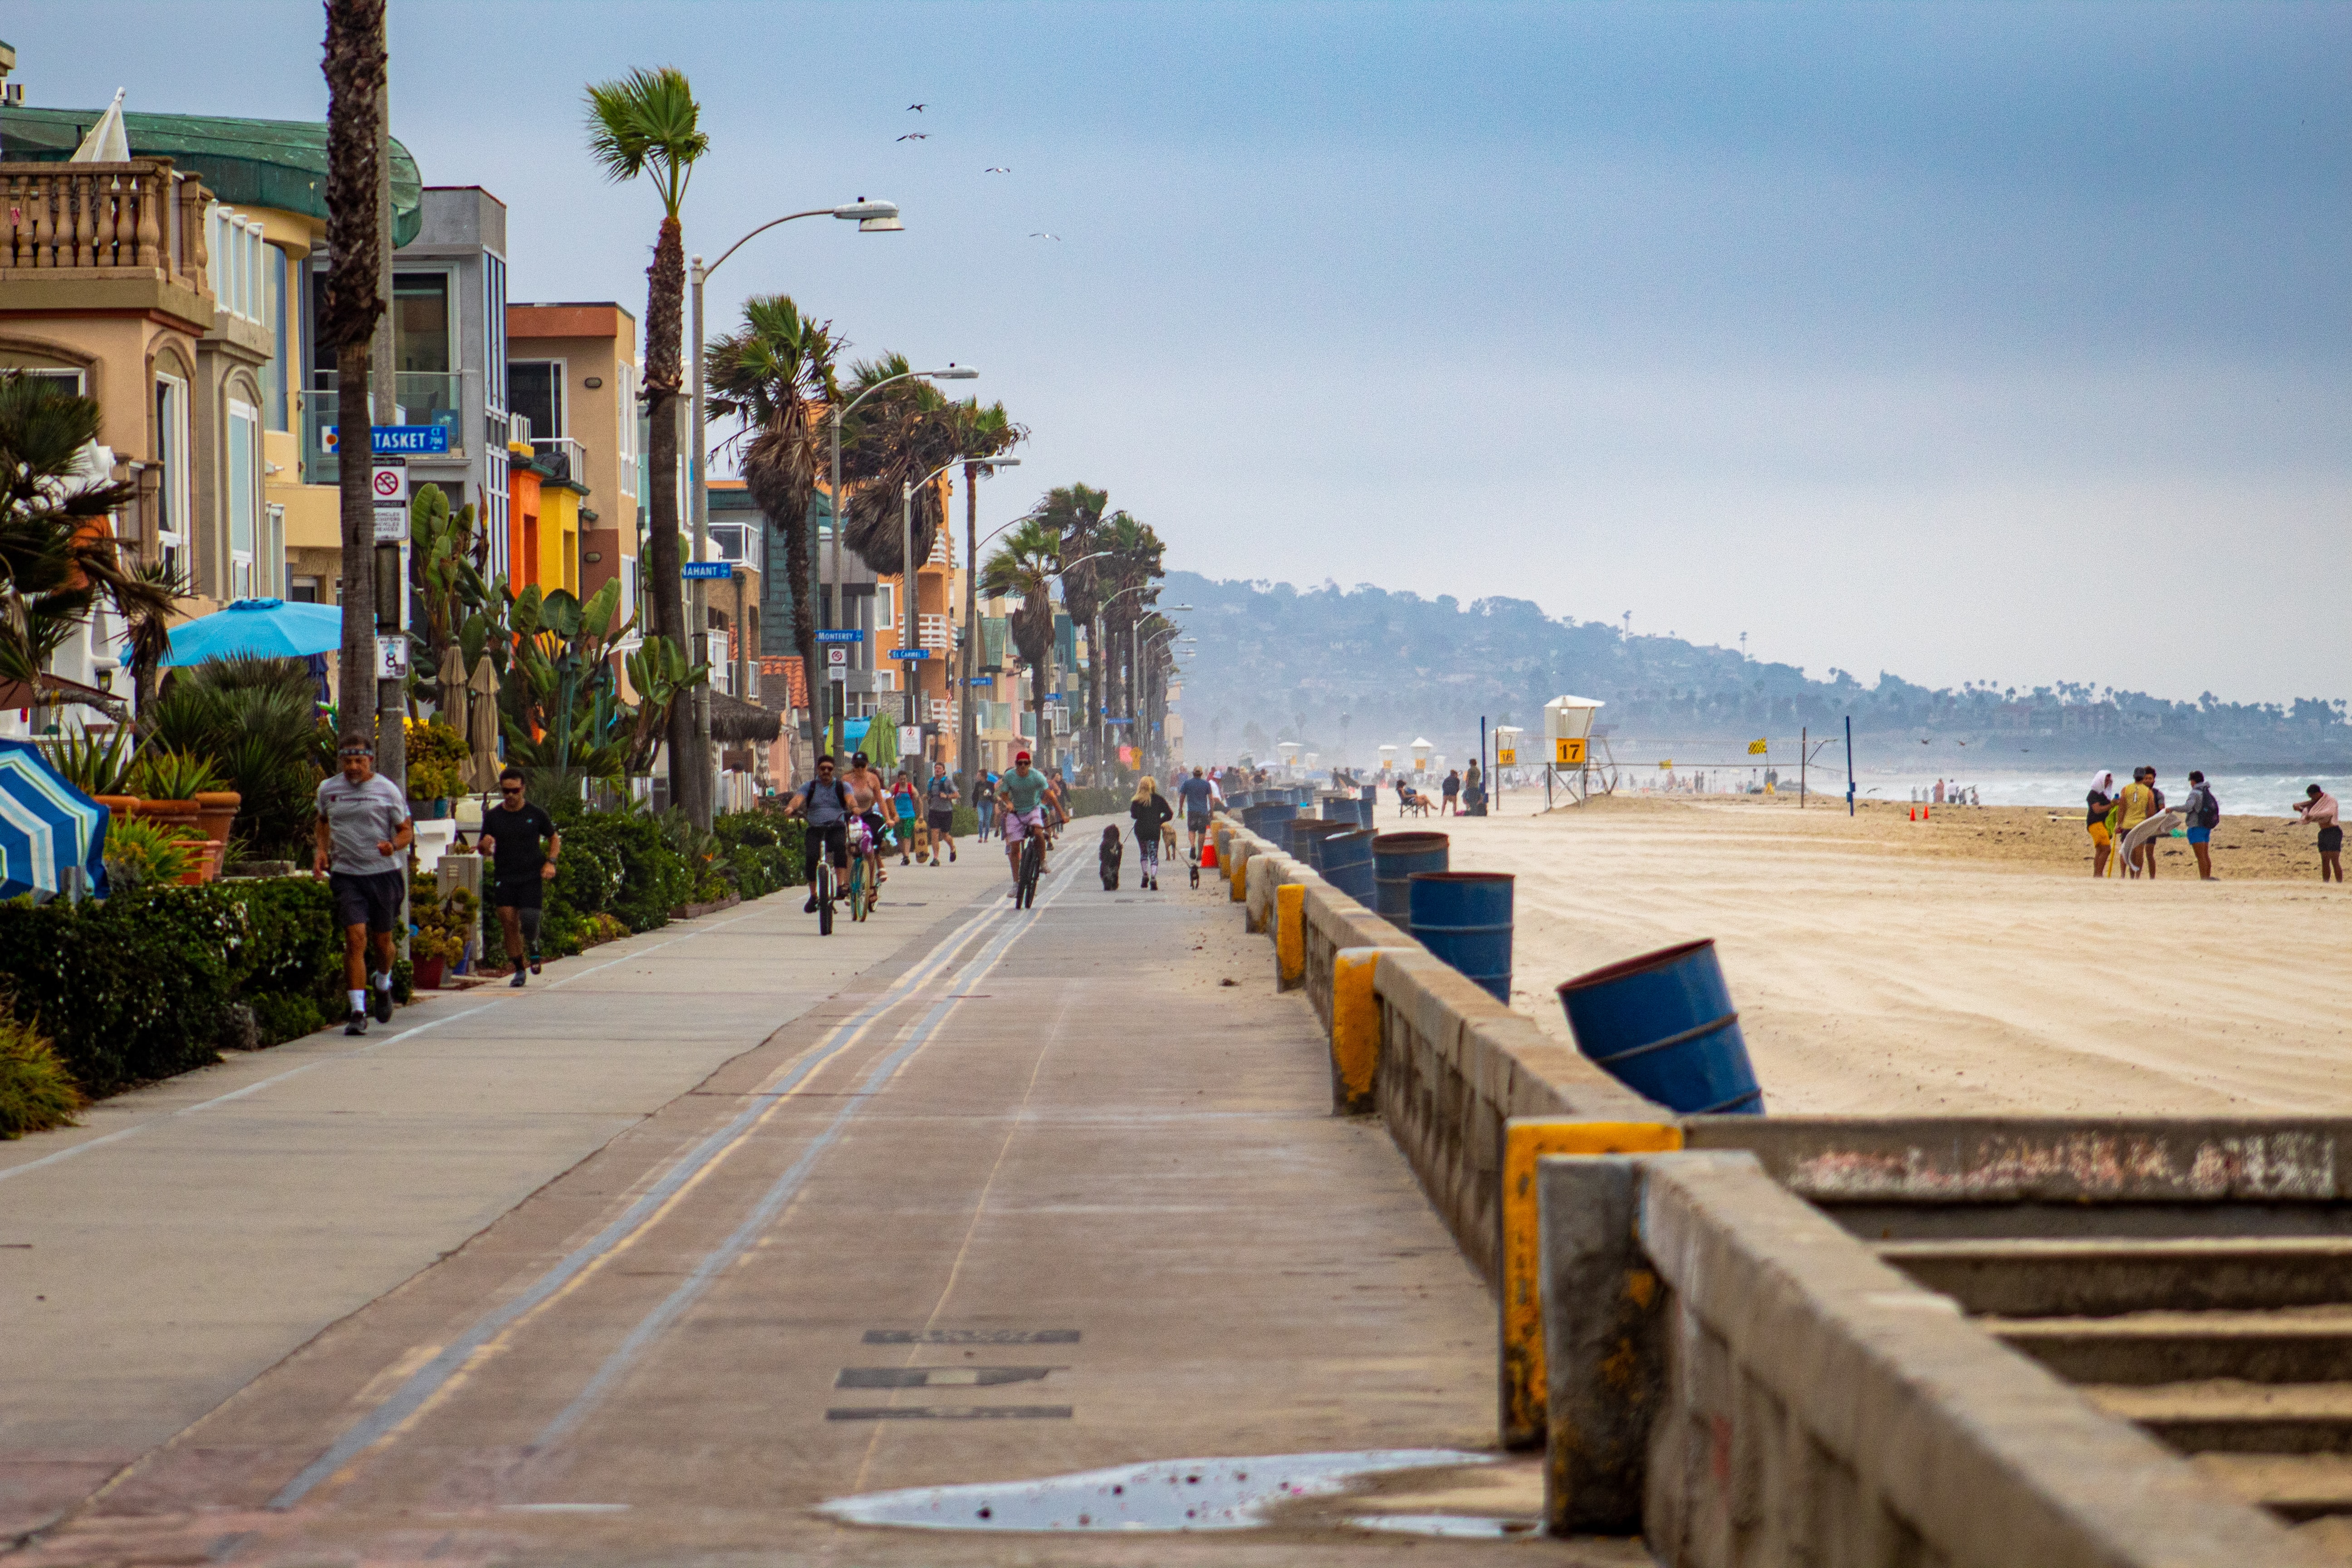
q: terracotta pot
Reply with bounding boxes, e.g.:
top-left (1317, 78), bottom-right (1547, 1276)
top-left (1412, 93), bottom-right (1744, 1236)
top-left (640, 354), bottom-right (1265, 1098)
top-left (192, 790), bottom-right (241, 848)
top-left (413, 955), bottom-right (446, 990)
top-left (133, 798), bottom-right (200, 825)
top-left (94, 794), bottom-right (139, 820)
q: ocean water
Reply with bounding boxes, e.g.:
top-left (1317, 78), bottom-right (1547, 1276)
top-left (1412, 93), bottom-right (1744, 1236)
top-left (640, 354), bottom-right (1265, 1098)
top-left (1843, 770), bottom-right (2351, 821)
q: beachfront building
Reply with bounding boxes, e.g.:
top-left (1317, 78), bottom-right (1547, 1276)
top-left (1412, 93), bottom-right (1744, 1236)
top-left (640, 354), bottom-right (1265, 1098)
top-left (505, 301), bottom-right (638, 617)
top-left (0, 95), bottom-right (425, 726)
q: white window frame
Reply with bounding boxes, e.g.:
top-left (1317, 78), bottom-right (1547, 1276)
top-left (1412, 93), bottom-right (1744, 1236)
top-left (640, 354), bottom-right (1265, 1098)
top-left (509, 357), bottom-right (567, 441)
top-left (153, 373), bottom-right (189, 580)
top-left (206, 206), bottom-right (265, 325)
top-left (875, 582), bottom-right (895, 640)
top-left (19, 368), bottom-right (84, 395)
top-left (227, 398), bottom-right (260, 599)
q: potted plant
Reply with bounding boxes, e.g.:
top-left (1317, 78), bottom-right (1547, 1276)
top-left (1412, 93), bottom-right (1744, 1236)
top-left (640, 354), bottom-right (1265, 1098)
top-left (41, 729), bottom-right (138, 818)
top-left (101, 816), bottom-right (203, 891)
top-left (128, 746), bottom-right (226, 882)
top-left (408, 880), bottom-right (478, 989)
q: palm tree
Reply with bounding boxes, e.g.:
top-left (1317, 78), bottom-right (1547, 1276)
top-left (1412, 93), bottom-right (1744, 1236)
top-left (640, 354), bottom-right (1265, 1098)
top-left (980, 518), bottom-right (1060, 766)
top-left (0, 374), bottom-right (173, 727)
top-left (836, 353), bottom-right (960, 575)
top-left (585, 64), bottom-right (708, 819)
top-left (950, 400), bottom-right (1025, 776)
top-left (1097, 513), bottom-right (1164, 729)
top-left (322, 0), bottom-right (386, 747)
top-left (705, 294), bottom-right (839, 757)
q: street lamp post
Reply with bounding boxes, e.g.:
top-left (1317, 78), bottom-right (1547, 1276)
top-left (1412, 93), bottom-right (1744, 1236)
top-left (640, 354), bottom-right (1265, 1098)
top-left (1139, 622), bottom-right (1186, 772)
top-left (957, 457), bottom-right (1020, 788)
top-left (893, 451), bottom-right (1013, 764)
top-left (823, 363), bottom-right (976, 763)
top-left (686, 198), bottom-right (899, 827)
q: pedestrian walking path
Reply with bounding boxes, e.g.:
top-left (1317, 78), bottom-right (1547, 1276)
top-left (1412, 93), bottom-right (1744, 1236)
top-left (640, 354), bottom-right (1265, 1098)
top-left (2, 832), bottom-right (1620, 1567)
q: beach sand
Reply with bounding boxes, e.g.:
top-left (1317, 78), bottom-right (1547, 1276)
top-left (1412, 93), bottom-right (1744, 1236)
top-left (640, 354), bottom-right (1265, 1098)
top-left (1419, 792), bottom-right (2352, 1117)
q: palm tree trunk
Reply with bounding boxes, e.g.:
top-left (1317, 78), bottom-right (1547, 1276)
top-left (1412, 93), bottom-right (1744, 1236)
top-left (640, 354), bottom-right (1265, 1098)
top-left (321, 0), bottom-right (384, 747)
top-left (643, 213), bottom-right (696, 821)
top-left (786, 500), bottom-right (818, 774)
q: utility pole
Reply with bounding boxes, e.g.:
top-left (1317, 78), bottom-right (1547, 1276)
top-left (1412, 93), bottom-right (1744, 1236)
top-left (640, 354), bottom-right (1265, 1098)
top-left (370, 59), bottom-right (404, 795)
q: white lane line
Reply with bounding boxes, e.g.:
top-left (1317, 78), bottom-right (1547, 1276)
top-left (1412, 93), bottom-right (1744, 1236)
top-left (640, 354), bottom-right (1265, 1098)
top-left (0, 1003), bottom-right (505, 1187)
top-left (267, 891), bottom-right (1022, 1510)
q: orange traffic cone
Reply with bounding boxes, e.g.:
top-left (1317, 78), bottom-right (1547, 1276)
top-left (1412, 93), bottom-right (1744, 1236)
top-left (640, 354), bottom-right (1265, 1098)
top-left (1924, 805), bottom-right (1931, 821)
top-left (1908, 805), bottom-right (1916, 821)
top-left (1202, 842), bottom-right (1218, 869)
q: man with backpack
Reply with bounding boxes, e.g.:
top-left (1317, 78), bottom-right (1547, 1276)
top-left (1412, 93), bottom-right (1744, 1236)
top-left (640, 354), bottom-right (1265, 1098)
top-left (784, 755), bottom-right (856, 913)
top-left (2182, 770), bottom-right (2221, 881)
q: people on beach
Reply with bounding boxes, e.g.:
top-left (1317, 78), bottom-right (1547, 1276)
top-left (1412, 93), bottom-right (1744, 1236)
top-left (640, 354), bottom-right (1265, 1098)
top-left (1441, 769), bottom-right (1461, 814)
top-left (2085, 770), bottom-right (2116, 877)
top-left (2118, 767), bottom-right (2160, 878)
top-left (2181, 770), bottom-right (2220, 880)
top-left (2293, 784), bottom-right (2342, 882)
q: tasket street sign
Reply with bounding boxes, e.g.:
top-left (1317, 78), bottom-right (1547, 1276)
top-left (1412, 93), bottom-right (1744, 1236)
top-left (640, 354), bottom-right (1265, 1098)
top-left (372, 458), bottom-right (408, 542)
top-left (322, 424), bottom-right (451, 456)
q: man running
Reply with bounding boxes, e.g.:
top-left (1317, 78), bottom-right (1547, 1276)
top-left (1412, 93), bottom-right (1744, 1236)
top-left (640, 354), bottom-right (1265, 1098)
top-left (474, 765), bottom-right (561, 988)
top-left (783, 754), bottom-right (855, 910)
top-left (924, 759), bottom-right (959, 865)
top-left (999, 750), bottom-right (1051, 891)
top-left (312, 735), bottom-right (413, 1035)
top-left (1177, 764), bottom-right (1215, 866)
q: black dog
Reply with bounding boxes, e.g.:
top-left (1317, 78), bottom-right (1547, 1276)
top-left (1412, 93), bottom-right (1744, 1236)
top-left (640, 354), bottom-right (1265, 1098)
top-left (1099, 825), bottom-right (1123, 891)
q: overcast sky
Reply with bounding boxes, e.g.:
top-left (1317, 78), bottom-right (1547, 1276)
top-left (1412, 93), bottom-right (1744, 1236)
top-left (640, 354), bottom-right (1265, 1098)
top-left (11, 1), bottom-right (2347, 704)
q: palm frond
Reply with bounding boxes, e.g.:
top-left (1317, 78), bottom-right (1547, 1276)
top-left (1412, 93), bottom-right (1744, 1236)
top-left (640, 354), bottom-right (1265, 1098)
top-left (582, 66), bottom-right (707, 215)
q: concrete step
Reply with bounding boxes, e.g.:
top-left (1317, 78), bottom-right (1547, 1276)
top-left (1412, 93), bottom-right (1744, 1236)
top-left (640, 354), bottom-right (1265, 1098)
top-left (2087, 1380), bottom-right (2352, 1453)
top-left (2192, 1452), bottom-right (2352, 1522)
top-left (1878, 1238), bottom-right (2352, 1318)
top-left (1989, 1310), bottom-right (2352, 1385)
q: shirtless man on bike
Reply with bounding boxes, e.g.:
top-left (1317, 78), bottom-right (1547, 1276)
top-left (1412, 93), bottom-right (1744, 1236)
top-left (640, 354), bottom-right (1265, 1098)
top-left (842, 749), bottom-right (889, 897)
top-left (998, 750), bottom-right (1051, 892)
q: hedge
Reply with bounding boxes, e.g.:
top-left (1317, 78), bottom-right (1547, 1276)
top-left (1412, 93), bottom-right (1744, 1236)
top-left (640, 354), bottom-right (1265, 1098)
top-left (0, 879), bottom-right (387, 1098)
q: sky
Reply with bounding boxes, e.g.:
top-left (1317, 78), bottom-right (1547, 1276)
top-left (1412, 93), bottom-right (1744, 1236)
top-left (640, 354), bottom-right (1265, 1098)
top-left (9, 1), bottom-right (2347, 705)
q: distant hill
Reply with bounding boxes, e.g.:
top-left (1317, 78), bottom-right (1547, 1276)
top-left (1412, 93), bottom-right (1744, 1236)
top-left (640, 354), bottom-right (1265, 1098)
top-left (1166, 573), bottom-right (2352, 770)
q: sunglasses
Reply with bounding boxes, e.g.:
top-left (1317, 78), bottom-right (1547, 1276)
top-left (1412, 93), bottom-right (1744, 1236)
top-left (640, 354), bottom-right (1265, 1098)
top-left (500, 785), bottom-right (523, 795)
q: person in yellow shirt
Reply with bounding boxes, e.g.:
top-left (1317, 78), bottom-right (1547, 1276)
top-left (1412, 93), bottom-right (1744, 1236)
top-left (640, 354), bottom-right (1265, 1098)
top-left (2117, 767), bottom-right (2159, 878)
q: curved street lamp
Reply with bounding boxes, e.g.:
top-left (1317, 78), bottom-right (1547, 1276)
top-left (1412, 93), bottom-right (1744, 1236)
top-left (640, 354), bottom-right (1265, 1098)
top-left (891, 450), bottom-right (1014, 749)
top-left (684, 198), bottom-right (900, 824)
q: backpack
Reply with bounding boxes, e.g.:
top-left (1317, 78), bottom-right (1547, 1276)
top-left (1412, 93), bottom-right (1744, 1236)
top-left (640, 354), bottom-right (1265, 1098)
top-left (2195, 785), bottom-right (2221, 830)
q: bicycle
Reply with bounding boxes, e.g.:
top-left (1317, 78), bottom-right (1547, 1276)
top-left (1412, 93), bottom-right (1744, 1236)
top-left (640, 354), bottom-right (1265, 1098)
top-left (813, 854), bottom-right (839, 936)
top-left (1015, 826), bottom-right (1045, 909)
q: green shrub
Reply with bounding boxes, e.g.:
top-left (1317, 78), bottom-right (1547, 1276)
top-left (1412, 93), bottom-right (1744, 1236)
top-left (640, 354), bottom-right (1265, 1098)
top-left (557, 808), bottom-right (690, 933)
top-left (128, 745), bottom-right (226, 802)
top-left (0, 1009), bottom-right (81, 1138)
top-left (1066, 787), bottom-right (1123, 818)
top-left (248, 992), bottom-right (325, 1048)
top-left (104, 816), bottom-right (203, 888)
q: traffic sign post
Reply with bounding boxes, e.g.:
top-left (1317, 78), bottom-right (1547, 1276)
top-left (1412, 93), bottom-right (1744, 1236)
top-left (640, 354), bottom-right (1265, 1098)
top-left (681, 561), bottom-right (733, 581)
top-left (826, 647), bottom-right (847, 668)
top-left (815, 629), bottom-right (862, 643)
top-left (371, 458), bottom-right (408, 543)
top-left (323, 425), bottom-right (452, 456)
top-left (887, 647), bottom-right (931, 661)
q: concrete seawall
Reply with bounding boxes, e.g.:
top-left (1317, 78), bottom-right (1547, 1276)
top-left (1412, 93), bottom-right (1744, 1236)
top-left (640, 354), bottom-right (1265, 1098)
top-left (1209, 810), bottom-right (2335, 1565)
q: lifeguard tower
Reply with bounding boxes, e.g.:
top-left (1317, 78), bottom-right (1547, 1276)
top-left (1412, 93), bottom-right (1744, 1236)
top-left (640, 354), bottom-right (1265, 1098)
top-left (1410, 737), bottom-right (1434, 774)
top-left (1377, 744), bottom-right (1398, 780)
top-left (1543, 695), bottom-right (1612, 807)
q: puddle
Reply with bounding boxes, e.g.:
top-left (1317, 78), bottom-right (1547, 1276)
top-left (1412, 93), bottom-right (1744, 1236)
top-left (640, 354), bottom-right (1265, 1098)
top-left (1348, 1514), bottom-right (1544, 1539)
top-left (819, 1449), bottom-right (1492, 1533)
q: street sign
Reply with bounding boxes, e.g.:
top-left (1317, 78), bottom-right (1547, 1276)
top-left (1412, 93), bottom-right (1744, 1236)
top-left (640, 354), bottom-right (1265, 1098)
top-left (682, 561), bottom-right (733, 580)
top-left (323, 425), bottom-right (452, 456)
top-left (372, 459), bottom-right (408, 541)
top-left (887, 647), bottom-right (930, 661)
top-left (825, 647), bottom-right (847, 668)
top-left (375, 634), bottom-right (409, 680)
top-left (815, 629), bottom-right (863, 643)
top-left (967, 676), bottom-right (992, 686)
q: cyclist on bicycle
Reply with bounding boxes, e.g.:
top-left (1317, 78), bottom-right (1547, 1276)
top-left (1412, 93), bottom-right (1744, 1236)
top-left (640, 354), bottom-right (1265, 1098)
top-left (843, 749), bottom-right (890, 896)
top-left (1177, 765), bottom-right (1215, 865)
top-left (783, 755), bottom-right (855, 912)
top-left (999, 750), bottom-right (1051, 892)
top-left (1043, 768), bottom-right (1069, 843)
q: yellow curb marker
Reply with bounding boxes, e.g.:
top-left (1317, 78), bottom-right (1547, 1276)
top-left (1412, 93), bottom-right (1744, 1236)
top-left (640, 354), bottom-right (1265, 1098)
top-left (1329, 946), bottom-right (1410, 1112)
top-left (1499, 1117), bottom-right (1683, 1449)
top-left (1274, 882), bottom-right (1305, 987)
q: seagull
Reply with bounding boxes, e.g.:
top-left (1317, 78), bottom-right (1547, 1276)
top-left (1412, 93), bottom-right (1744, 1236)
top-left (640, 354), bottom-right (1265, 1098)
top-left (1029, 231), bottom-right (1060, 240)
top-left (897, 132), bottom-right (928, 142)
top-left (907, 103), bottom-right (927, 112)
top-left (984, 166), bottom-right (1012, 174)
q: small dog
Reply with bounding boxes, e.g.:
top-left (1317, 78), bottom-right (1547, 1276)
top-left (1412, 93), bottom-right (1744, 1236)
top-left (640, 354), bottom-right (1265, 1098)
top-left (1098, 825), bottom-right (1124, 891)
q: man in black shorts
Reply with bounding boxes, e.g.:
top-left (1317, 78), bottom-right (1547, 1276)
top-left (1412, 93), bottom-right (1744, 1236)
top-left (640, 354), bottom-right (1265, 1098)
top-left (924, 759), bottom-right (959, 866)
top-left (474, 766), bottom-right (561, 988)
top-left (313, 735), bottom-right (414, 1034)
top-left (784, 754), bottom-right (855, 908)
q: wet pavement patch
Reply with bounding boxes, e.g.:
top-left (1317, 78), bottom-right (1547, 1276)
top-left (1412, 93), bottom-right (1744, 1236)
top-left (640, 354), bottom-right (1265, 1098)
top-left (819, 1449), bottom-right (1492, 1532)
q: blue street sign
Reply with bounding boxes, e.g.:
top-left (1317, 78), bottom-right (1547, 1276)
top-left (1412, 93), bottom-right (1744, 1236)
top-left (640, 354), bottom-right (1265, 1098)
top-left (681, 562), bottom-right (733, 580)
top-left (967, 676), bottom-right (993, 686)
top-left (887, 647), bottom-right (930, 661)
top-left (816, 629), bottom-right (863, 643)
top-left (325, 425), bottom-right (450, 455)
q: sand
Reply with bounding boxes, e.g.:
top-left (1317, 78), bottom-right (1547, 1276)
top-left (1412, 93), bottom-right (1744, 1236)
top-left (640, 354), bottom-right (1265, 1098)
top-left (1421, 791), bottom-right (2352, 1117)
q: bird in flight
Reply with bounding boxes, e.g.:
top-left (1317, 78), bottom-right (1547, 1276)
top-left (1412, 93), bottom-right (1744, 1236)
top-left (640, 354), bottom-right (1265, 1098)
top-left (907, 103), bottom-right (927, 112)
top-left (984, 166), bottom-right (1012, 174)
top-left (1029, 231), bottom-right (1060, 240)
top-left (897, 132), bottom-right (929, 142)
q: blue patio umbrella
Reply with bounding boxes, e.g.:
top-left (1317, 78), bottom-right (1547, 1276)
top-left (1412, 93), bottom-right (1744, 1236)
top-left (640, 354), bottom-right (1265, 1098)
top-left (162, 598), bottom-right (344, 667)
top-left (0, 739), bottom-right (108, 901)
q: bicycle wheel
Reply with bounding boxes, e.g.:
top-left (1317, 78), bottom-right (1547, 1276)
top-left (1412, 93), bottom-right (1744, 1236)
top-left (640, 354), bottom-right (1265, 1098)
top-left (1018, 833), bottom-right (1043, 908)
top-left (849, 858), bottom-right (869, 921)
top-left (818, 860), bottom-right (835, 935)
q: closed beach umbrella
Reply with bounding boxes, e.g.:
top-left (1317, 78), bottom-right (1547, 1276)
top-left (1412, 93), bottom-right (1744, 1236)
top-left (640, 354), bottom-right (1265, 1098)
top-left (163, 598), bottom-right (343, 667)
top-left (0, 740), bottom-right (108, 900)
top-left (465, 655), bottom-right (501, 791)
top-left (436, 642), bottom-right (466, 725)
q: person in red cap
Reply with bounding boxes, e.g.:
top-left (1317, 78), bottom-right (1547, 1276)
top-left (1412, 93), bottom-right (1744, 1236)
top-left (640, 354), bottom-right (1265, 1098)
top-left (998, 750), bottom-right (1051, 892)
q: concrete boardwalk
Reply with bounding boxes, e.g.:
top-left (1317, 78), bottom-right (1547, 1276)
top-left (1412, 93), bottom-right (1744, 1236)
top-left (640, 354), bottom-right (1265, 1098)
top-left (1, 834), bottom-right (1619, 1567)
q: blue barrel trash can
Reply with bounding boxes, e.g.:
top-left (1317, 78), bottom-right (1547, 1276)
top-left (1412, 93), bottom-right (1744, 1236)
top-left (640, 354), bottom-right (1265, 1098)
top-left (1557, 938), bottom-right (1764, 1116)
top-left (1288, 817), bottom-right (1352, 865)
top-left (1320, 829), bottom-right (1375, 902)
top-left (1372, 831), bottom-right (1448, 931)
top-left (1408, 871), bottom-right (1513, 1003)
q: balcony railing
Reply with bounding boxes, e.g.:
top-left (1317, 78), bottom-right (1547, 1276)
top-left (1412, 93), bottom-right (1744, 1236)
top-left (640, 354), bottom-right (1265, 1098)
top-left (918, 612), bottom-right (951, 650)
top-left (299, 373), bottom-right (467, 484)
top-left (0, 160), bottom-right (211, 290)
top-left (531, 435), bottom-right (587, 485)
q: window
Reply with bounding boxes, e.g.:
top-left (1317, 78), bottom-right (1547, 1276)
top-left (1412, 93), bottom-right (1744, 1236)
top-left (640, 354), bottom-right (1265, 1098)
top-left (227, 401), bottom-right (260, 598)
top-left (289, 576), bottom-right (322, 604)
top-left (206, 206), bottom-right (265, 324)
top-left (392, 272), bottom-right (451, 374)
top-left (307, 264), bottom-right (334, 387)
top-left (509, 360), bottom-right (563, 441)
top-left (617, 363), bottom-right (637, 494)
top-left (484, 254), bottom-right (507, 413)
top-left (875, 583), bottom-right (895, 639)
top-left (152, 376), bottom-right (187, 580)
top-left (17, 368), bottom-right (83, 396)
top-left (265, 247), bottom-right (289, 430)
